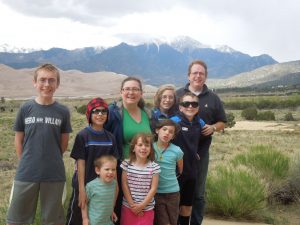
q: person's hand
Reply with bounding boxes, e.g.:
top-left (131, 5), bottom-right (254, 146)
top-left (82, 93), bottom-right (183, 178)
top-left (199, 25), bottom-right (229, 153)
top-left (111, 211), bottom-right (118, 223)
top-left (130, 203), bottom-right (145, 215)
top-left (201, 124), bottom-right (215, 136)
top-left (82, 218), bottom-right (89, 225)
top-left (78, 190), bottom-right (88, 209)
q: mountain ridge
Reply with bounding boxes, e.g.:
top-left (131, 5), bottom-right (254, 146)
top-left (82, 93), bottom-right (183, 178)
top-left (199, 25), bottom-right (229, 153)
top-left (0, 36), bottom-right (277, 85)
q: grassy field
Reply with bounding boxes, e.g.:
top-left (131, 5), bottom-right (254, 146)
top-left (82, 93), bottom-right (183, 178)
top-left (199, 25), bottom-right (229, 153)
top-left (0, 98), bottom-right (299, 224)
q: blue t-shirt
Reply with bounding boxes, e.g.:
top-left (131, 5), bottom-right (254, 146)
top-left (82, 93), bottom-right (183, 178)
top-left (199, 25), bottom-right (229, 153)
top-left (153, 142), bottom-right (183, 193)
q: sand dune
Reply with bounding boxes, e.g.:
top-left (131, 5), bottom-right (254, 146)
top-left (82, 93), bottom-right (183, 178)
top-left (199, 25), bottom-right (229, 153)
top-left (0, 64), bottom-right (157, 99)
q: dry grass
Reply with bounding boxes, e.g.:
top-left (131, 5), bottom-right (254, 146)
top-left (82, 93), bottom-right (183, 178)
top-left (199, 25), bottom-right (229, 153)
top-left (0, 100), bottom-right (300, 224)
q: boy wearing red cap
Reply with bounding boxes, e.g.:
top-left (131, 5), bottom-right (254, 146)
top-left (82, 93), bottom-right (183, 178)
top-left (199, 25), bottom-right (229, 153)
top-left (66, 97), bottom-right (119, 225)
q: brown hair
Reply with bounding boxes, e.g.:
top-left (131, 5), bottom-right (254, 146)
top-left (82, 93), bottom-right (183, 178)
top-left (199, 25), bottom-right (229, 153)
top-left (153, 84), bottom-right (176, 112)
top-left (179, 92), bottom-right (199, 103)
top-left (188, 60), bottom-right (208, 77)
top-left (129, 133), bottom-right (155, 163)
top-left (121, 76), bottom-right (145, 109)
top-left (155, 119), bottom-right (180, 140)
top-left (94, 155), bottom-right (117, 169)
top-left (34, 63), bottom-right (60, 85)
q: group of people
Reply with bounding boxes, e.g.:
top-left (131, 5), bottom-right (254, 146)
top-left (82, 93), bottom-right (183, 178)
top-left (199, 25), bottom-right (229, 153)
top-left (6, 60), bottom-right (227, 225)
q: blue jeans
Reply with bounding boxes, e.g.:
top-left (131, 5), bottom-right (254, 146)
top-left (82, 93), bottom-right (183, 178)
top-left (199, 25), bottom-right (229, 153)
top-left (191, 151), bottom-right (209, 225)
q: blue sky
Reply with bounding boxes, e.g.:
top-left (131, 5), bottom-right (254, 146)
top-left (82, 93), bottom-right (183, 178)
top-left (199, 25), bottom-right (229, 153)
top-left (0, 0), bottom-right (299, 62)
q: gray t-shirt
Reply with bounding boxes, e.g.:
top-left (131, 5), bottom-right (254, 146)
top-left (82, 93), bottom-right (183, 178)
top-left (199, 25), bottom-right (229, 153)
top-left (14, 100), bottom-right (72, 182)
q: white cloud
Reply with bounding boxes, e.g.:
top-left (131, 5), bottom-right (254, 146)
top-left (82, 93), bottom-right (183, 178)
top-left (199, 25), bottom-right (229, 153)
top-left (0, 0), bottom-right (300, 62)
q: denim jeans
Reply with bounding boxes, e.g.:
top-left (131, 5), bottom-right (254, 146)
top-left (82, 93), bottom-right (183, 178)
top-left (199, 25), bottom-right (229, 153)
top-left (190, 151), bottom-right (209, 225)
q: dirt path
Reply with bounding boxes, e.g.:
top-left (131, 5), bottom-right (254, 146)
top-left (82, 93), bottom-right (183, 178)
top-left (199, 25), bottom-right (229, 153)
top-left (203, 218), bottom-right (268, 225)
top-left (228, 121), bottom-right (298, 131)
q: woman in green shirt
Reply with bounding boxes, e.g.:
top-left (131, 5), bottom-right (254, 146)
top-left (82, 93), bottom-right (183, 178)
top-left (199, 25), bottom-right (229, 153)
top-left (104, 76), bottom-right (151, 225)
top-left (105, 76), bottom-right (151, 159)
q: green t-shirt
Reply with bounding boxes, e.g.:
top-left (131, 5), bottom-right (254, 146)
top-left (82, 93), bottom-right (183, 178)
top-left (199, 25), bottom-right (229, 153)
top-left (122, 108), bottom-right (151, 159)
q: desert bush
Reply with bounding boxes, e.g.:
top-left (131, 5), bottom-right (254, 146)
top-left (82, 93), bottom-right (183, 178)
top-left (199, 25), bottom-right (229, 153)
top-left (231, 145), bottom-right (289, 180)
top-left (269, 154), bottom-right (300, 204)
top-left (241, 107), bottom-right (257, 120)
top-left (284, 112), bottom-right (295, 121)
top-left (76, 104), bottom-right (86, 115)
top-left (206, 166), bottom-right (265, 218)
top-left (225, 112), bottom-right (236, 128)
top-left (256, 111), bottom-right (275, 121)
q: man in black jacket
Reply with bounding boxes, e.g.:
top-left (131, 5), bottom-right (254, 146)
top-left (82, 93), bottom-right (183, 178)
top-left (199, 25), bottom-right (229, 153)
top-left (176, 60), bottom-right (227, 225)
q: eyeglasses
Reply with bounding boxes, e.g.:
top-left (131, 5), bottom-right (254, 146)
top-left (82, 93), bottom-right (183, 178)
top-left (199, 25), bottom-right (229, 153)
top-left (180, 101), bottom-right (199, 108)
top-left (92, 108), bottom-right (108, 115)
top-left (121, 87), bottom-right (141, 93)
top-left (161, 95), bottom-right (174, 100)
top-left (190, 72), bottom-right (205, 76)
top-left (37, 78), bottom-right (57, 85)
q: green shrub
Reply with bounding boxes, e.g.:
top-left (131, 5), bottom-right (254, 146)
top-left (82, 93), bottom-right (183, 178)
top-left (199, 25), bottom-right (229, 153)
top-left (241, 107), bottom-right (257, 120)
top-left (225, 112), bottom-right (236, 128)
top-left (284, 112), bottom-right (295, 121)
top-left (206, 166), bottom-right (265, 218)
top-left (256, 111), bottom-right (275, 121)
top-left (231, 145), bottom-right (289, 180)
top-left (76, 104), bottom-right (86, 115)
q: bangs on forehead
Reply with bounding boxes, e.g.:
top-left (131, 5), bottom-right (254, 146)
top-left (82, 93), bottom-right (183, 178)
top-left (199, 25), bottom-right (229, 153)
top-left (139, 136), bottom-right (151, 145)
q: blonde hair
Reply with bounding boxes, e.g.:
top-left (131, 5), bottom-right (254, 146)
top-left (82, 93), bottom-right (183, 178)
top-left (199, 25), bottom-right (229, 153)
top-left (34, 63), bottom-right (60, 85)
top-left (153, 84), bottom-right (176, 110)
top-left (94, 155), bottom-right (117, 169)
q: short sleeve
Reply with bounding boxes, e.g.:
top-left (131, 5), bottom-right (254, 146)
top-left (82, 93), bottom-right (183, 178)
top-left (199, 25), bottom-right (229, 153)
top-left (120, 160), bottom-right (129, 171)
top-left (151, 162), bottom-right (161, 175)
top-left (176, 147), bottom-right (184, 161)
top-left (70, 133), bottom-right (86, 160)
top-left (13, 106), bottom-right (25, 132)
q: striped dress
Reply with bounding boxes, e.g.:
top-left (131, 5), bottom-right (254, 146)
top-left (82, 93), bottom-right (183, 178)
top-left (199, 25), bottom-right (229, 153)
top-left (121, 160), bottom-right (160, 210)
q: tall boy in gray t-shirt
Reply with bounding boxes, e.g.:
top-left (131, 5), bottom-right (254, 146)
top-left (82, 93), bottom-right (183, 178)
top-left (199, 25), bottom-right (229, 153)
top-left (6, 64), bottom-right (72, 225)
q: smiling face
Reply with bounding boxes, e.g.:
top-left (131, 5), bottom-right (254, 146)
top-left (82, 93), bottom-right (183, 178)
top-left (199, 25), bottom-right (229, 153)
top-left (90, 106), bottom-right (108, 130)
top-left (188, 63), bottom-right (207, 92)
top-left (134, 137), bottom-right (152, 161)
top-left (121, 80), bottom-right (143, 107)
top-left (95, 160), bottom-right (117, 183)
top-left (179, 95), bottom-right (199, 121)
top-left (33, 69), bottom-right (59, 102)
top-left (159, 89), bottom-right (175, 113)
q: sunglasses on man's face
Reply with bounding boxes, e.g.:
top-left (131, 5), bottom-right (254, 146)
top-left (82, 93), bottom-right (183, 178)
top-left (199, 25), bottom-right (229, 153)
top-left (179, 101), bottom-right (199, 108)
top-left (92, 108), bottom-right (108, 115)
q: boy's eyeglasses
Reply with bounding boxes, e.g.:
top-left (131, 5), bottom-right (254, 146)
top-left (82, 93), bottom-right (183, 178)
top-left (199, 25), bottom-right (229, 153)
top-left (180, 101), bottom-right (199, 108)
top-left (92, 108), bottom-right (108, 115)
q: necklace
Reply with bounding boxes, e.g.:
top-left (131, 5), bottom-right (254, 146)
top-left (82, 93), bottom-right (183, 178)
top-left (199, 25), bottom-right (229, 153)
top-left (156, 142), bottom-right (169, 160)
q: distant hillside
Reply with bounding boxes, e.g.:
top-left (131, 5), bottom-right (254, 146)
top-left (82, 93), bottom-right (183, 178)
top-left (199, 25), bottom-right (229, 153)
top-left (0, 64), bottom-right (157, 99)
top-left (0, 36), bottom-right (277, 86)
top-left (207, 60), bottom-right (300, 89)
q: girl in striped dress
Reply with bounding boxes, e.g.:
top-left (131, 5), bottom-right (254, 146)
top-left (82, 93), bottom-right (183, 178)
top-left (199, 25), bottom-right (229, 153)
top-left (120, 133), bottom-right (161, 225)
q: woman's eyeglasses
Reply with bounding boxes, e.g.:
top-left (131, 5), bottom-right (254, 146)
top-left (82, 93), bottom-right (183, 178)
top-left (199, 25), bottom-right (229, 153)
top-left (121, 87), bottom-right (141, 93)
top-left (179, 101), bottom-right (199, 108)
top-left (92, 108), bottom-right (108, 115)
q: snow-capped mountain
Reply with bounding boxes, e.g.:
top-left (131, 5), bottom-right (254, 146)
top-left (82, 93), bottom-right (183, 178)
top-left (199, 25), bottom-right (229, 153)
top-left (0, 36), bottom-right (277, 85)
top-left (169, 36), bottom-right (210, 53)
top-left (215, 45), bottom-right (237, 53)
top-left (0, 44), bottom-right (40, 53)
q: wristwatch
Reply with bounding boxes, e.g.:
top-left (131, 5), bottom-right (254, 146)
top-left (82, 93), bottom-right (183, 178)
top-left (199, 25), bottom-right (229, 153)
top-left (213, 126), bottom-right (217, 132)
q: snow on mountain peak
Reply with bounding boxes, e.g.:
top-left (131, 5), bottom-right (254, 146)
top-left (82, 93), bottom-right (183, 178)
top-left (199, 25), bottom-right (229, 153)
top-left (170, 36), bottom-right (210, 52)
top-left (0, 44), bottom-right (40, 53)
top-left (215, 45), bottom-right (237, 53)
